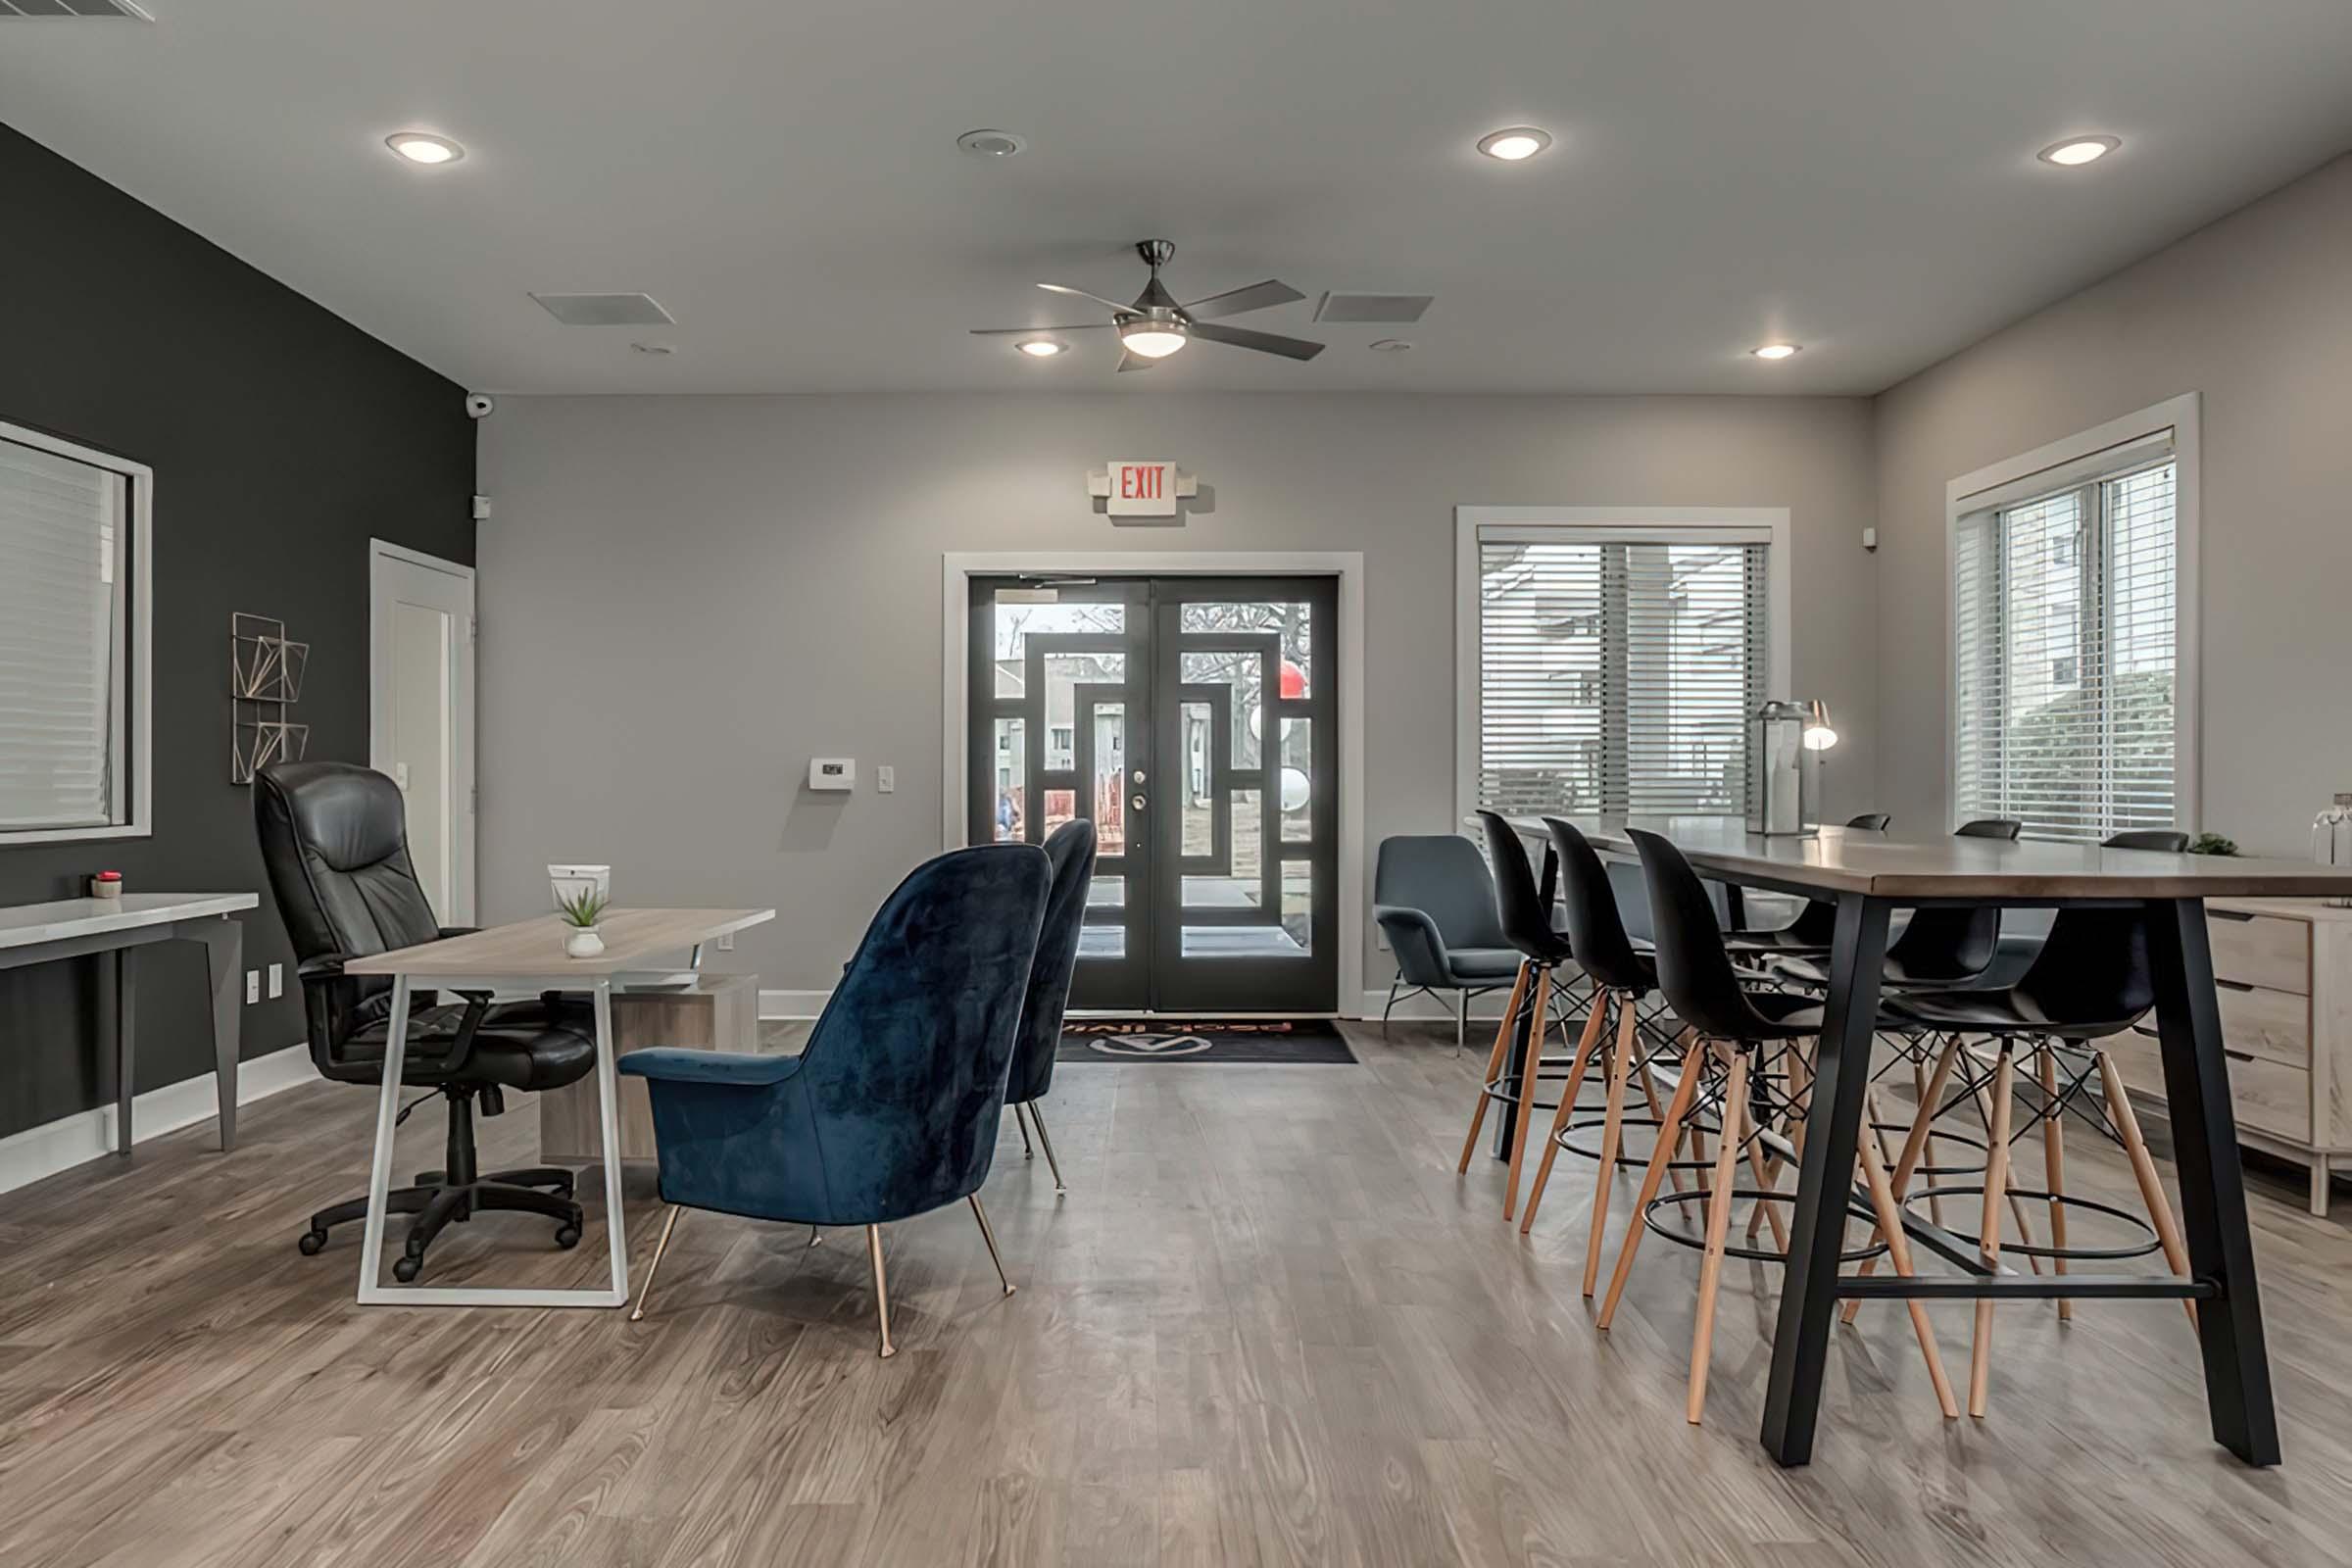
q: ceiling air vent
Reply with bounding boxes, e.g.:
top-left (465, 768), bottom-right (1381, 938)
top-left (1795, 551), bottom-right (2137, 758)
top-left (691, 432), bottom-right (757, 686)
top-left (528, 292), bottom-right (675, 327)
top-left (0, 1), bottom-right (155, 16)
top-left (1313, 292), bottom-right (1434, 324)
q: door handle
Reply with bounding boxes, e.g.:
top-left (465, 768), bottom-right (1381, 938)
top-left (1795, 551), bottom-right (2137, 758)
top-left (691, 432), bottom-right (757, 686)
top-left (1132, 769), bottom-right (1147, 784)
top-left (1131, 795), bottom-right (1147, 812)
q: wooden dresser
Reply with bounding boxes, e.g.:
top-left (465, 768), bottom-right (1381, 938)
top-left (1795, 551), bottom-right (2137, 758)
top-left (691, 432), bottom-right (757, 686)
top-left (2105, 898), bottom-right (2352, 1214)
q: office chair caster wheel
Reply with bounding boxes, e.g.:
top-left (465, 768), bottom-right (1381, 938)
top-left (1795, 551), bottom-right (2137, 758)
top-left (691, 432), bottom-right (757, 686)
top-left (297, 1229), bottom-right (328, 1256)
top-left (554, 1222), bottom-right (583, 1250)
top-left (391, 1255), bottom-right (424, 1283)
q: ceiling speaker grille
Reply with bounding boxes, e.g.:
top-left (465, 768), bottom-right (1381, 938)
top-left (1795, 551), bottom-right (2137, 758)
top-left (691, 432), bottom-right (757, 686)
top-left (529, 292), bottom-right (676, 327)
top-left (0, 1), bottom-right (155, 16)
top-left (1313, 292), bottom-right (1434, 324)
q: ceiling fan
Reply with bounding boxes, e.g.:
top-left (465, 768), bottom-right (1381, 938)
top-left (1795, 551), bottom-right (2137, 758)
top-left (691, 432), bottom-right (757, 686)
top-left (971, 239), bottom-right (1325, 370)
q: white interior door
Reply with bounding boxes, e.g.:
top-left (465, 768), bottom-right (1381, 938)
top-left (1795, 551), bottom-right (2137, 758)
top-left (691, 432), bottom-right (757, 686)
top-left (369, 542), bottom-right (476, 925)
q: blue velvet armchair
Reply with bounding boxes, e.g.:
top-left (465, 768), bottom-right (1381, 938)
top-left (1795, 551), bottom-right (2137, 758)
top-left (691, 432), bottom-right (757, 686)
top-left (1001, 819), bottom-right (1097, 1194)
top-left (618, 843), bottom-right (1051, 1356)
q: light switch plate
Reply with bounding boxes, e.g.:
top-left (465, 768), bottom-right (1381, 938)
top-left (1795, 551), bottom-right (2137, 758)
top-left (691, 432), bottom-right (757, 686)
top-left (268, 962), bottom-right (283, 999)
top-left (876, 765), bottom-right (895, 794)
top-left (717, 932), bottom-right (735, 952)
top-left (245, 970), bottom-right (261, 1004)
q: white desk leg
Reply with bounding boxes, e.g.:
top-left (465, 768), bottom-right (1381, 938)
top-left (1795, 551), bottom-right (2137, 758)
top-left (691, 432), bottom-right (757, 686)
top-left (593, 979), bottom-right (630, 1302)
top-left (356, 975), bottom-right (413, 1303)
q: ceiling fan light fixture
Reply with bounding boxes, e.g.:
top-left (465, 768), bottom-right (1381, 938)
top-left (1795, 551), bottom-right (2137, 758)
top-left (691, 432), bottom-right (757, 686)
top-left (1119, 320), bottom-right (1188, 359)
top-left (1015, 338), bottom-right (1066, 358)
top-left (1477, 126), bottom-right (1551, 162)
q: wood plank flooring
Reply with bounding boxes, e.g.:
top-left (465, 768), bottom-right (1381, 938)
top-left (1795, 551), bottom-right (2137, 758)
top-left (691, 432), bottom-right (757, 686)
top-left (6, 1021), bottom-right (2352, 1567)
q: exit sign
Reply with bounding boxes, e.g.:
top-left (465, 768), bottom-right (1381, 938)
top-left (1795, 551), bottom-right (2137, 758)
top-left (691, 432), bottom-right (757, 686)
top-left (1088, 461), bottom-right (1199, 518)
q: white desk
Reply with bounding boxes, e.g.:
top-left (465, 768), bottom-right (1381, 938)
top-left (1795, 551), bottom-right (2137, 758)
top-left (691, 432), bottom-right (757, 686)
top-left (0, 894), bottom-right (258, 1152)
top-left (343, 906), bottom-right (776, 1308)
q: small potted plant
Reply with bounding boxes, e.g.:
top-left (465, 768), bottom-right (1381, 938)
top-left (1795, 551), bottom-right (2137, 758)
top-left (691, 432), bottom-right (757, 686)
top-left (557, 886), bottom-right (610, 957)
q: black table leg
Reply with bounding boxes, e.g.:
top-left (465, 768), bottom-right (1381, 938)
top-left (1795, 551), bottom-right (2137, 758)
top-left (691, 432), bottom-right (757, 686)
top-left (2146, 897), bottom-right (2280, 1465)
top-left (1759, 891), bottom-right (1889, 1466)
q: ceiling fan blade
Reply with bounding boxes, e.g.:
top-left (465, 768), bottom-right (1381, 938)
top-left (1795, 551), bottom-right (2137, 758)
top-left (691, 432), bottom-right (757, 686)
top-left (968, 323), bottom-right (1114, 335)
top-left (1115, 351), bottom-right (1158, 372)
top-left (1181, 279), bottom-right (1304, 320)
top-left (1190, 320), bottom-right (1325, 361)
top-left (1037, 282), bottom-right (1137, 316)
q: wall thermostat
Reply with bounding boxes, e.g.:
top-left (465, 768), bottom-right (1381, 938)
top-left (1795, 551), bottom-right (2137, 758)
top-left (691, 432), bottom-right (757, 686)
top-left (808, 758), bottom-right (856, 791)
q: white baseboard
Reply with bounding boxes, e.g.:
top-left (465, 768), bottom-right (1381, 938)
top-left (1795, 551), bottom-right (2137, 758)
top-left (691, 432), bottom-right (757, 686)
top-left (760, 989), bottom-right (835, 1020)
top-left (0, 1040), bottom-right (315, 1198)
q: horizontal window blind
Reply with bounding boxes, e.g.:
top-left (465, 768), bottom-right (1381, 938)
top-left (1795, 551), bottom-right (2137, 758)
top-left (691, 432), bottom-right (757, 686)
top-left (0, 433), bottom-right (126, 831)
top-left (1952, 452), bottom-right (2177, 843)
top-left (1477, 536), bottom-right (1766, 816)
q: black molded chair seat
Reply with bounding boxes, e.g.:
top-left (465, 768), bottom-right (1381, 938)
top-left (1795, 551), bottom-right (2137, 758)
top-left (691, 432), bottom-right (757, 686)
top-left (1477, 811), bottom-right (1574, 965)
top-left (333, 999), bottom-right (597, 1092)
top-left (1722, 814), bottom-right (1892, 958)
top-left (1881, 987), bottom-right (2142, 1042)
top-left (1446, 946), bottom-right (1529, 982)
top-left (1771, 947), bottom-right (1998, 993)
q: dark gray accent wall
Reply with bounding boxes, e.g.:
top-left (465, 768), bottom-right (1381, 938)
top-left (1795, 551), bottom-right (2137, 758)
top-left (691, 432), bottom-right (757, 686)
top-left (0, 122), bottom-right (475, 1139)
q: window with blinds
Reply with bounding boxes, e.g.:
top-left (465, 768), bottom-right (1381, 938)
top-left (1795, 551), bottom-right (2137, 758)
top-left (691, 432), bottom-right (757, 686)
top-left (1952, 438), bottom-right (2178, 843)
top-left (1474, 533), bottom-right (1767, 816)
top-left (0, 423), bottom-right (138, 839)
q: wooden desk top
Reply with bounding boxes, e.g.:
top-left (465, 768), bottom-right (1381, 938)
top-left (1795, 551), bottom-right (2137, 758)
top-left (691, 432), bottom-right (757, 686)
top-left (1484, 814), bottom-right (2352, 902)
top-left (0, 893), bottom-right (258, 953)
top-left (344, 908), bottom-right (775, 978)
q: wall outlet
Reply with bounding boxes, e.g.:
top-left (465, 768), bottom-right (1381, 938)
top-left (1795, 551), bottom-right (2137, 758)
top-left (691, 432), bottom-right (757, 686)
top-left (717, 932), bottom-right (735, 952)
top-left (876, 765), bottom-right (895, 794)
top-left (268, 962), bottom-right (283, 1000)
top-left (245, 970), bottom-right (261, 1004)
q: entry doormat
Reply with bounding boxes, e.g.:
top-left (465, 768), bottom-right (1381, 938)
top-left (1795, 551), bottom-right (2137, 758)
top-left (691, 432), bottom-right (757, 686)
top-left (1057, 1018), bottom-right (1356, 1065)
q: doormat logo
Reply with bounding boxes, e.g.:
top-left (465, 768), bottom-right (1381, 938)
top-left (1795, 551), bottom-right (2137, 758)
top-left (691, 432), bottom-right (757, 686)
top-left (1085, 1032), bottom-right (1212, 1057)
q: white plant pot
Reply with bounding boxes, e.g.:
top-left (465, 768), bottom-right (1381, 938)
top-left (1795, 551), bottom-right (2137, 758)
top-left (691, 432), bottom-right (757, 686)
top-left (564, 926), bottom-right (606, 959)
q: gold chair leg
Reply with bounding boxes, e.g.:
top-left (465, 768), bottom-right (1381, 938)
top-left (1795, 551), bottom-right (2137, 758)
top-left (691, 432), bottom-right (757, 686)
top-left (808, 1225), bottom-right (823, 1248)
top-left (628, 1204), bottom-right (685, 1323)
top-left (968, 1194), bottom-right (1016, 1296)
top-left (1026, 1102), bottom-right (1067, 1195)
top-left (1519, 988), bottom-right (1610, 1234)
top-left (1598, 1041), bottom-right (1707, 1330)
top-left (1968, 1046), bottom-right (2016, 1418)
top-left (1458, 962), bottom-right (1532, 1173)
top-left (1688, 1044), bottom-right (1750, 1425)
top-left (867, 1224), bottom-right (895, 1358)
top-left (1500, 966), bottom-right (1553, 1222)
top-left (1012, 1102), bottom-right (1035, 1158)
top-left (2037, 1045), bottom-right (2072, 1320)
top-left (2096, 1051), bottom-right (2199, 1331)
top-left (1854, 1093), bottom-right (1961, 1418)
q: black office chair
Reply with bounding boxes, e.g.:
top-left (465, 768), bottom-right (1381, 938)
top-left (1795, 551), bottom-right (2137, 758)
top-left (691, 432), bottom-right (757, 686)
top-left (255, 760), bottom-right (598, 1281)
top-left (1597, 828), bottom-right (1958, 1425)
top-left (1456, 811), bottom-right (1581, 1222)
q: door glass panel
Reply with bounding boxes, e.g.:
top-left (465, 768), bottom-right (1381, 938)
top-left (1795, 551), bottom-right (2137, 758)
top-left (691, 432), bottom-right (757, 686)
top-left (1231, 787), bottom-right (1262, 878)
top-left (1090, 703), bottom-right (1128, 854)
top-left (1088, 876), bottom-right (1124, 907)
top-left (1042, 654), bottom-right (1123, 769)
top-left (1282, 864), bottom-right (1312, 952)
top-left (1180, 701), bottom-right (1214, 855)
top-left (1180, 651), bottom-right (1262, 769)
top-left (993, 596), bottom-right (1124, 697)
top-left (990, 718), bottom-right (1025, 842)
top-left (1279, 716), bottom-right (1312, 842)
top-left (1079, 926), bottom-right (1125, 957)
top-left (1181, 921), bottom-right (1305, 958)
top-left (1043, 788), bottom-right (1076, 836)
top-left (1182, 876), bottom-right (1260, 908)
top-left (1178, 602), bottom-right (1313, 696)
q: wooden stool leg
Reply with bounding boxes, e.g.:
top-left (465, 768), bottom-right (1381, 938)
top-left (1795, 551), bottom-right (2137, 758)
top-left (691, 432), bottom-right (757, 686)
top-left (1520, 988), bottom-right (1612, 1234)
top-left (1968, 1045), bottom-right (2016, 1418)
top-left (1844, 1035), bottom-right (1965, 1325)
top-left (1636, 1028), bottom-right (1691, 1196)
top-left (1570, 997), bottom-right (1642, 1284)
top-left (1458, 961), bottom-right (1531, 1174)
top-left (1597, 1044), bottom-right (1707, 1331)
top-left (1974, 1074), bottom-right (2042, 1273)
top-left (1739, 1071), bottom-right (1789, 1255)
top-left (1916, 1049), bottom-right (1947, 1228)
top-left (1688, 1044), bottom-right (1751, 1425)
top-left (2037, 1043), bottom-right (2072, 1321)
top-left (1501, 967), bottom-right (1553, 1221)
top-left (2096, 1051), bottom-right (2199, 1332)
top-left (1854, 1098), bottom-right (1961, 1418)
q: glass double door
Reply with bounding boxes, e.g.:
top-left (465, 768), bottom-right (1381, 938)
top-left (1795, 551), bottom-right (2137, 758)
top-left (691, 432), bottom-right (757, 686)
top-left (968, 574), bottom-right (1339, 1013)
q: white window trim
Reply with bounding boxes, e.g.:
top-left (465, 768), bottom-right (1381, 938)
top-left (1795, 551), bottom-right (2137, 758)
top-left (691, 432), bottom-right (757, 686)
top-left (1943, 391), bottom-right (2201, 836)
top-left (0, 420), bottom-right (153, 846)
top-left (1453, 506), bottom-right (1793, 827)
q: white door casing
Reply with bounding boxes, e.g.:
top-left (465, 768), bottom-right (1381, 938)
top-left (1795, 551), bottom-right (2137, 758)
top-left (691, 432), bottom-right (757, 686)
top-left (369, 541), bottom-right (477, 925)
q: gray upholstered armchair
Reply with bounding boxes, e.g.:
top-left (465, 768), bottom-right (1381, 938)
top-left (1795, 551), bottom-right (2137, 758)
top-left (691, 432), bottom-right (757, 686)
top-left (1373, 834), bottom-right (1523, 1052)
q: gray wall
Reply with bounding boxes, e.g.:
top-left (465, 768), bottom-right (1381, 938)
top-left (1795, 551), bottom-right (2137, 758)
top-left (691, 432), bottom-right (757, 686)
top-left (1872, 153), bottom-right (2352, 852)
top-left (476, 393), bottom-right (1877, 1000)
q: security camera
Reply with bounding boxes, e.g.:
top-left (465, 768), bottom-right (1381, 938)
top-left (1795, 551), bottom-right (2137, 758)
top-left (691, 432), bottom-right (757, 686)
top-left (465, 394), bottom-right (495, 419)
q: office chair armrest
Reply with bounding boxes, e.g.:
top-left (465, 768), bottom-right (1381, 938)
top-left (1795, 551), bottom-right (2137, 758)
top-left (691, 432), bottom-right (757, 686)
top-left (618, 1049), bottom-right (806, 1088)
top-left (297, 952), bottom-right (355, 980)
top-left (1373, 905), bottom-right (1451, 986)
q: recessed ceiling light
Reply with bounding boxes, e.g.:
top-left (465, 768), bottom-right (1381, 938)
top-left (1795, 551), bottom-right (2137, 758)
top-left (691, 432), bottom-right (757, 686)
top-left (2037, 135), bottom-right (2120, 167)
top-left (1015, 338), bottom-right (1065, 358)
top-left (1476, 126), bottom-right (1551, 162)
top-left (1118, 319), bottom-right (1188, 359)
top-left (1368, 339), bottom-right (1413, 353)
top-left (385, 131), bottom-right (464, 166)
top-left (630, 342), bottom-right (676, 356)
top-left (956, 128), bottom-right (1028, 160)
top-left (1751, 342), bottom-right (1800, 361)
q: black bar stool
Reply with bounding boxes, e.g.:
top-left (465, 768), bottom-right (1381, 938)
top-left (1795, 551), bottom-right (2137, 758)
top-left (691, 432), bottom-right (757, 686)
top-left (1597, 829), bottom-right (1958, 1425)
top-left (1722, 813), bottom-right (1891, 960)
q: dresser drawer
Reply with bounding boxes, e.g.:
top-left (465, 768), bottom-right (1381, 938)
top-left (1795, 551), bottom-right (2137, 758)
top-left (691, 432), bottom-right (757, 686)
top-left (2113, 1029), bottom-right (2311, 1145)
top-left (2216, 980), bottom-right (2312, 1067)
top-left (2206, 909), bottom-right (2310, 995)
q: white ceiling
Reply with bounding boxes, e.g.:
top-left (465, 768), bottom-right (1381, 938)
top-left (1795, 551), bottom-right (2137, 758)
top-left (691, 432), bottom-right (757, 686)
top-left (7, 0), bottom-right (2351, 395)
